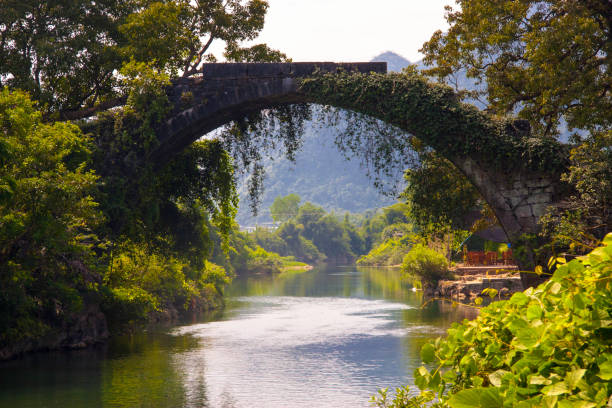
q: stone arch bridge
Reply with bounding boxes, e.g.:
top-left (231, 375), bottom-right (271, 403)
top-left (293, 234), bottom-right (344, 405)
top-left (153, 62), bottom-right (566, 275)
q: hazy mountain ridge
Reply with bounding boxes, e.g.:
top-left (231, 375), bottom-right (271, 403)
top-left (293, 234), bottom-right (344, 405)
top-left (236, 125), bottom-right (397, 225)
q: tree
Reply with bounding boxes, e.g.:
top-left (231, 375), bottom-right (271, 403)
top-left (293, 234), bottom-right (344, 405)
top-left (0, 0), bottom-right (139, 114)
top-left (269, 194), bottom-right (301, 223)
top-left (0, 89), bottom-right (102, 346)
top-left (0, 0), bottom-right (283, 118)
top-left (421, 0), bottom-right (612, 137)
top-left (295, 202), bottom-right (326, 230)
top-left (402, 152), bottom-right (480, 230)
top-left (305, 214), bottom-right (354, 261)
top-left (120, 0), bottom-right (272, 76)
top-left (539, 131), bottom-right (612, 255)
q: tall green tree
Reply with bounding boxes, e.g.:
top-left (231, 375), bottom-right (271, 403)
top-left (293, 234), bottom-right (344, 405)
top-left (0, 89), bottom-right (102, 346)
top-left (269, 194), bottom-right (301, 223)
top-left (421, 0), bottom-right (612, 136)
top-left (0, 0), bottom-right (283, 118)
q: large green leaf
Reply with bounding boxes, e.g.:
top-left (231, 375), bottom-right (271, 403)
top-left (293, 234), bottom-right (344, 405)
top-left (598, 360), bottom-right (612, 381)
top-left (421, 343), bottom-right (436, 364)
top-left (448, 387), bottom-right (503, 408)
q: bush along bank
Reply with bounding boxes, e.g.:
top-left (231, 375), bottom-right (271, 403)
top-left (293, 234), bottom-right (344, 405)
top-left (0, 82), bottom-right (238, 359)
top-left (373, 233), bottom-right (612, 408)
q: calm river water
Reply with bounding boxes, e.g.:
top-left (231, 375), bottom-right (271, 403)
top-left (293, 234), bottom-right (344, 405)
top-left (0, 266), bottom-right (476, 408)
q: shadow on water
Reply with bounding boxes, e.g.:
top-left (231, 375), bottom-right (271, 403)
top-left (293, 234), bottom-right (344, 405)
top-left (0, 265), bottom-right (477, 408)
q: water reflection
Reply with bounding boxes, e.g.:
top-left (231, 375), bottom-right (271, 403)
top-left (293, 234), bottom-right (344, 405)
top-left (0, 266), bottom-right (477, 408)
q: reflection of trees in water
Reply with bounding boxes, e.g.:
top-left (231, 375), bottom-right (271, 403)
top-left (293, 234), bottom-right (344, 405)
top-left (0, 266), bottom-right (483, 408)
top-left (399, 299), bottom-right (480, 373)
top-left (0, 348), bottom-right (106, 407)
top-left (358, 266), bottom-right (418, 302)
top-left (101, 333), bottom-right (203, 407)
top-left (226, 268), bottom-right (321, 298)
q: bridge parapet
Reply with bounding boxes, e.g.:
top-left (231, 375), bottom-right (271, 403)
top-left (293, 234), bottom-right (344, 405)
top-left (197, 62), bottom-right (387, 80)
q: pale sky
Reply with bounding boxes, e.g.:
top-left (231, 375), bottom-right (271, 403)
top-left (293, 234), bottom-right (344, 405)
top-left (251, 0), bottom-right (453, 62)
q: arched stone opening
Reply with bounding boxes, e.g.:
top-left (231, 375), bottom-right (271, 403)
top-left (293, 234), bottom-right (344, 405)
top-left (152, 63), bottom-right (568, 286)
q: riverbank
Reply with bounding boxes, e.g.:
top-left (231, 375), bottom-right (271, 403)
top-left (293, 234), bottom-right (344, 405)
top-left (0, 287), bottom-right (225, 361)
top-left (280, 264), bottom-right (314, 273)
top-left (427, 265), bottom-right (523, 301)
top-left (1, 264), bottom-right (475, 408)
top-left (0, 304), bottom-right (109, 361)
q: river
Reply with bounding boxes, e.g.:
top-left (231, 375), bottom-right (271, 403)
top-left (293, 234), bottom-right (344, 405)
top-left (0, 265), bottom-right (477, 408)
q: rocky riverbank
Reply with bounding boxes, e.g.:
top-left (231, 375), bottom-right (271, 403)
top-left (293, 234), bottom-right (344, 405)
top-left (425, 266), bottom-right (524, 302)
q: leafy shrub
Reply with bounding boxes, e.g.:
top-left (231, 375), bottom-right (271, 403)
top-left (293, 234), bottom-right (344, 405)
top-left (245, 246), bottom-right (283, 274)
top-left (104, 242), bottom-right (230, 325)
top-left (201, 260), bottom-right (231, 294)
top-left (101, 286), bottom-right (159, 331)
top-left (401, 244), bottom-right (449, 285)
top-left (357, 236), bottom-right (413, 266)
top-left (253, 228), bottom-right (289, 255)
top-left (381, 223), bottom-right (414, 241)
top-left (0, 89), bottom-right (102, 347)
top-left (397, 233), bottom-right (612, 407)
top-left (371, 385), bottom-right (435, 408)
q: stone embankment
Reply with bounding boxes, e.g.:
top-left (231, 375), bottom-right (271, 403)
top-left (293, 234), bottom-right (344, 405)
top-left (427, 265), bottom-right (523, 302)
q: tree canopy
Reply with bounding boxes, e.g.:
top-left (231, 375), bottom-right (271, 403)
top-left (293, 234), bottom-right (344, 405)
top-left (421, 0), bottom-right (612, 137)
top-left (0, 0), bottom-right (283, 118)
top-left (270, 194), bottom-right (301, 223)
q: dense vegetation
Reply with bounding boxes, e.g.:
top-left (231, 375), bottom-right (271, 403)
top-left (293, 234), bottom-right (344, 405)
top-left (251, 195), bottom-right (371, 264)
top-left (0, 7), bottom-right (610, 408)
top-left (0, 0), bottom-right (294, 353)
top-left (371, 0), bottom-right (612, 406)
top-left (374, 235), bottom-right (612, 408)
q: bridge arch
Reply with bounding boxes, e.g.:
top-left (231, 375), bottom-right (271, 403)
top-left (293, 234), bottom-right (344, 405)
top-left (153, 62), bottom-right (568, 278)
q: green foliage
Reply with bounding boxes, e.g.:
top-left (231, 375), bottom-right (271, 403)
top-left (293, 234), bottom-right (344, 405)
top-left (300, 71), bottom-right (569, 178)
top-left (381, 223), bottom-right (414, 242)
top-left (225, 43), bottom-right (291, 63)
top-left (402, 152), bottom-right (480, 230)
top-left (104, 241), bottom-right (230, 329)
top-left (276, 220), bottom-right (325, 263)
top-left (250, 200), bottom-right (377, 265)
top-left (269, 193), bottom-right (301, 223)
top-left (101, 286), bottom-right (160, 331)
top-left (0, 0), bottom-right (136, 113)
top-left (539, 131), bottom-right (612, 255)
top-left (421, 0), bottom-right (612, 136)
top-left (343, 213), bottom-right (367, 255)
top-left (252, 228), bottom-right (289, 255)
top-left (401, 244), bottom-right (450, 285)
top-left (370, 385), bottom-right (437, 408)
top-left (245, 245), bottom-right (283, 274)
top-left (0, 0), bottom-right (282, 116)
top-left (382, 203), bottom-right (412, 226)
top-left (357, 237), bottom-right (413, 267)
top-left (119, 1), bottom-right (199, 75)
top-left (88, 59), bottom-right (238, 263)
top-left (0, 89), bottom-right (102, 346)
top-left (407, 234), bottom-right (612, 407)
top-left (356, 203), bottom-right (423, 267)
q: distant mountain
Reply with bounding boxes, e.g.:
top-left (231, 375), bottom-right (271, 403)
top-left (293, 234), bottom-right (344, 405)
top-left (371, 51), bottom-right (412, 72)
top-left (235, 124), bottom-right (397, 226)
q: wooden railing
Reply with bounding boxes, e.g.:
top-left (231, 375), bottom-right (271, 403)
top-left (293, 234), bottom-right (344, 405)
top-left (464, 250), bottom-right (514, 266)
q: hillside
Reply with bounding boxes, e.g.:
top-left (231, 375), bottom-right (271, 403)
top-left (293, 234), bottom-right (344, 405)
top-left (236, 125), bottom-right (397, 225)
top-left (235, 52), bottom-right (416, 226)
